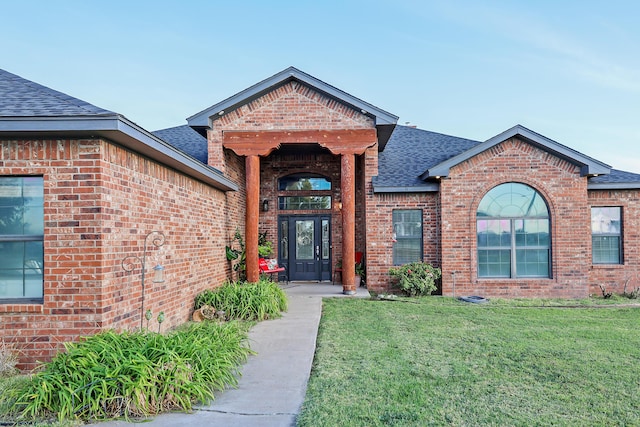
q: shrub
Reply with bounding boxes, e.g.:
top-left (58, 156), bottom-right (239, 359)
top-left (389, 261), bottom-right (442, 297)
top-left (194, 279), bottom-right (288, 321)
top-left (8, 322), bottom-right (252, 421)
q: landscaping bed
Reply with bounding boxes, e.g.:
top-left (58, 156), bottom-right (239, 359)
top-left (0, 279), bottom-right (287, 424)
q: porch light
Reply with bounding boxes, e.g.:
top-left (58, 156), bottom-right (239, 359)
top-left (152, 264), bottom-right (165, 283)
top-left (262, 199), bottom-right (269, 212)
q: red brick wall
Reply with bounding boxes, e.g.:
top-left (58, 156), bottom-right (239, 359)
top-left (364, 191), bottom-right (440, 293)
top-left (219, 148), bottom-right (246, 281)
top-left (588, 189), bottom-right (640, 295)
top-left (355, 150), bottom-right (368, 256)
top-left (0, 138), bottom-right (240, 369)
top-left (99, 142), bottom-right (235, 331)
top-left (440, 137), bottom-right (590, 298)
top-left (1, 139), bottom-right (105, 369)
top-left (211, 81), bottom-right (373, 133)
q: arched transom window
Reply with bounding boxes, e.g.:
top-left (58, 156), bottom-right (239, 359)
top-left (476, 183), bottom-right (550, 278)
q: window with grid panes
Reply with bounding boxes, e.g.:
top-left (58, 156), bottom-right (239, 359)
top-left (0, 177), bottom-right (44, 302)
top-left (392, 210), bottom-right (422, 265)
top-left (477, 183), bottom-right (550, 278)
top-left (591, 207), bottom-right (622, 264)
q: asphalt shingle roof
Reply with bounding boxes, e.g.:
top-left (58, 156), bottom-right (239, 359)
top-left (377, 126), bottom-right (640, 189)
top-left (589, 169), bottom-right (640, 184)
top-left (375, 125), bottom-right (481, 188)
top-left (152, 125), bottom-right (208, 164)
top-left (0, 69), bottom-right (114, 117)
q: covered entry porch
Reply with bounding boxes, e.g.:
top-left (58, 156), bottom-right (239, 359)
top-left (225, 129), bottom-right (375, 294)
top-left (185, 67), bottom-right (398, 294)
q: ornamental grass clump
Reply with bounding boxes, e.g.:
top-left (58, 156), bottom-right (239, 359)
top-left (194, 278), bottom-right (288, 321)
top-left (0, 339), bottom-right (18, 377)
top-left (6, 321), bottom-right (252, 422)
top-left (389, 261), bottom-right (442, 296)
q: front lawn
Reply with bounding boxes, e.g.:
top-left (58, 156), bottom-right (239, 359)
top-left (298, 297), bottom-right (640, 426)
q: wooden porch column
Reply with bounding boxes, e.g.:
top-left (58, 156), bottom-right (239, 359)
top-left (341, 153), bottom-right (356, 295)
top-left (245, 155), bottom-right (260, 283)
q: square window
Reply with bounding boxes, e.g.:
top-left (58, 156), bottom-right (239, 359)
top-left (591, 207), bottom-right (622, 264)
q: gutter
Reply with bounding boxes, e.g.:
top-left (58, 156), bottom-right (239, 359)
top-left (372, 183), bottom-right (439, 193)
top-left (587, 182), bottom-right (640, 190)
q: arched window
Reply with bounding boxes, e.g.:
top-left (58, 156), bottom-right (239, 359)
top-left (476, 183), bottom-right (550, 278)
top-left (278, 173), bottom-right (332, 210)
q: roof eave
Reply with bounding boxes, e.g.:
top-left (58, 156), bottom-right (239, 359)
top-left (420, 167), bottom-right (449, 180)
top-left (0, 116), bottom-right (238, 192)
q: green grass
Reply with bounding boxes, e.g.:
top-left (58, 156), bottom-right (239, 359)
top-left (298, 297), bottom-right (640, 426)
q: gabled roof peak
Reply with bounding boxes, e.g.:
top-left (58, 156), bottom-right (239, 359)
top-left (420, 124), bottom-right (611, 179)
top-left (186, 66), bottom-right (398, 148)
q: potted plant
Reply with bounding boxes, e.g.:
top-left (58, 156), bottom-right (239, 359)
top-left (225, 229), bottom-right (274, 281)
top-left (258, 231), bottom-right (274, 258)
top-left (355, 261), bottom-right (366, 287)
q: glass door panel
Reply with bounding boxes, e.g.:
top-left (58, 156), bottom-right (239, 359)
top-left (295, 220), bottom-right (314, 260)
top-left (321, 219), bottom-right (330, 260)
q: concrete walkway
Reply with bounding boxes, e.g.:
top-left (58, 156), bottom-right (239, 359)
top-left (90, 282), bottom-right (369, 427)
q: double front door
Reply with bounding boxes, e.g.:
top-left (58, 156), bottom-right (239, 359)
top-left (279, 215), bottom-right (331, 281)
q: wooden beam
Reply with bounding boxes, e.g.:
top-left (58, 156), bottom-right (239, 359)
top-left (223, 129), bottom-right (377, 156)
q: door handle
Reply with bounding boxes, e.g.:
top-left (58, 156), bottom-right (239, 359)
top-left (315, 245), bottom-right (320, 260)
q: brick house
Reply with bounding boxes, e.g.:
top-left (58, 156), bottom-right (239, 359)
top-left (2, 67), bottom-right (639, 368)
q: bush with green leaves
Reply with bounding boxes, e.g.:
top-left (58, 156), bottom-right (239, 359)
top-left (389, 261), bottom-right (442, 296)
top-left (195, 279), bottom-right (287, 321)
top-left (5, 321), bottom-right (252, 422)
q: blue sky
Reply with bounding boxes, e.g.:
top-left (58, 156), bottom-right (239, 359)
top-left (3, 0), bottom-right (639, 173)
